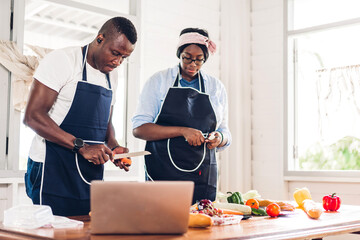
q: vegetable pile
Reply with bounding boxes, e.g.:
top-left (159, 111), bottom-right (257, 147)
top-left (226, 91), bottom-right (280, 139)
top-left (189, 199), bottom-right (244, 228)
top-left (217, 190), bottom-right (296, 217)
top-left (226, 191), bottom-right (268, 216)
top-left (195, 199), bottom-right (222, 217)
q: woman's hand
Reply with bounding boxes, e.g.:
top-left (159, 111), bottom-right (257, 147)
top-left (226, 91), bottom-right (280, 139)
top-left (182, 128), bottom-right (205, 146)
top-left (205, 131), bottom-right (222, 149)
top-left (112, 146), bottom-right (130, 172)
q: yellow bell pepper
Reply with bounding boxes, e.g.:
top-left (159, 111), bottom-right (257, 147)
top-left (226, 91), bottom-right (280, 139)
top-left (293, 187), bottom-right (312, 208)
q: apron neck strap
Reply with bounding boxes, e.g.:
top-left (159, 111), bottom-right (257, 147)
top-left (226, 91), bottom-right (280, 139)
top-left (81, 45), bottom-right (111, 89)
top-left (173, 65), bottom-right (206, 93)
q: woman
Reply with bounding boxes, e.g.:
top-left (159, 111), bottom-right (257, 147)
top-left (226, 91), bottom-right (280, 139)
top-left (132, 28), bottom-right (231, 203)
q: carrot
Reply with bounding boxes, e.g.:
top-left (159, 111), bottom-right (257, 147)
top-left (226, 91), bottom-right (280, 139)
top-left (220, 209), bottom-right (244, 215)
top-left (120, 157), bottom-right (132, 166)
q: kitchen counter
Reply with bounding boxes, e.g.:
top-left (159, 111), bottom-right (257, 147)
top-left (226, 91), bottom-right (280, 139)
top-left (1, 204), bottom-right (360, 239)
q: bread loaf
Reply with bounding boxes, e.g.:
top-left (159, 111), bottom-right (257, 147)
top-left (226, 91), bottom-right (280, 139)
top-left (188, 212), bottom-right (213, 228)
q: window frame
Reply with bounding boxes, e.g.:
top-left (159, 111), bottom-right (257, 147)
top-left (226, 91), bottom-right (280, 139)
top-left (284, 0), bottom-right (360, 179)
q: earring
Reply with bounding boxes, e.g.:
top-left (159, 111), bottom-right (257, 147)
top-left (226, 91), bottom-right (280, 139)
top-left (97, 38), bottom-right (102, 43)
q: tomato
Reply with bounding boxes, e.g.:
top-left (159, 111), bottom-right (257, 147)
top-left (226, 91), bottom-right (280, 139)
top-left (266, 203), bottom-right (280, 217)
top-left (246, 198), bottom-right (259, 209)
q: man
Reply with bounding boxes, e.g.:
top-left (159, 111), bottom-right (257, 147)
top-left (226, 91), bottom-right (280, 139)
top-left (23, 17), bottom-right (137, 216)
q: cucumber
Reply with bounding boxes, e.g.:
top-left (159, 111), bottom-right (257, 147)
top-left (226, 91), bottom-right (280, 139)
top-left (251, 207), bottom-right (268, 216)
top-left (213, 202), bottom-right (252, 215)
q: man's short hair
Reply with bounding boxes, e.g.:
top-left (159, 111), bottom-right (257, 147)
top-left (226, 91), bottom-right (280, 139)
top-left (99, 17), bottom-right (137, 44)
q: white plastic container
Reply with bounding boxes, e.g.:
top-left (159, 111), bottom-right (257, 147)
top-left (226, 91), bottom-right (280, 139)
top-left (3, 204), bottom-right (54, 229)
top-left (212, 215), bottom-right (243, 226)
top-left (51, 216), bottom-right (84, 229)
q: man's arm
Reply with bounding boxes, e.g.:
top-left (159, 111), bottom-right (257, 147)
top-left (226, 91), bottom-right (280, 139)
top-left (24, 79), bottom-right (113, 165)
top-left (24, 79), bottom-right (75, 149)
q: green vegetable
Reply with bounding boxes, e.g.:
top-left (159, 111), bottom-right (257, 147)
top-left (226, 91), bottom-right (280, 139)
top-left (227, 192), bottom-right (233, 203)
top-left (251, 207), bottom-right (268, 216)
top-left (234, 192), bottom-right (244, 205)
top-left (227, 192), bottom-right (241, 204)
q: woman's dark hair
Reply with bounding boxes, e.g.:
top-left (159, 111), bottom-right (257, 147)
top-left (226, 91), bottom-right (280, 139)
top-left (99, 16), bottom-right (137, 44)
top-left (176, 28), bottom-right (209, 62)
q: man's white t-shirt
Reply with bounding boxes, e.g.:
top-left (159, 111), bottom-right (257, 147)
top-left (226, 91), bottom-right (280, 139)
top-left (29, 46), bottom-right (118, 163)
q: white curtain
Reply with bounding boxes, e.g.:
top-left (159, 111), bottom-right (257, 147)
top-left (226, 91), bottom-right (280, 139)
top-left (0, 40), bottom-right (52, 111)
top-left (316, 65), bottom-right (360, 144)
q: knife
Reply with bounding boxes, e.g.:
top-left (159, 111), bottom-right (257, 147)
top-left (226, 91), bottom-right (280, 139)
top-left (113, 151), bottom-right (151, 159)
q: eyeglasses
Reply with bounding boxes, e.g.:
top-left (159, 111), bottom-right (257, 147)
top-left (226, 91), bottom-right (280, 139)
top-left (182, 56), bottom-right (204, 66)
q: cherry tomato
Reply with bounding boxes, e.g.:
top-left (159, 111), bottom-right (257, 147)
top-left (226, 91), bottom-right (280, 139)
top-left (266, 203), bottom-right (280, 217)
top-left (246, 198), bottom-right (259, 209)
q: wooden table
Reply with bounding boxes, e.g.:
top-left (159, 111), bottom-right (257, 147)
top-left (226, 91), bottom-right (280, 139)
top-left (1, 205), bottom-right (360, 240)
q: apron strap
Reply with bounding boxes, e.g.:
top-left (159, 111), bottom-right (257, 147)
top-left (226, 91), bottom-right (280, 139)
top-left (167, 138), bottom-right (207, 172)
top-left (173, 65), bottom-right (206, 93)
top-left (75, 140), bottom-right (105, 185)
top-left (199, 72), bottom-right (205, 93)
top-left (81, 45), bottom-right (111, 89)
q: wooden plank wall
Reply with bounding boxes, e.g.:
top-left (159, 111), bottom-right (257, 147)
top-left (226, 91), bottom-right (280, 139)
top-left (139, 0), bottom-right (221, 87)
top-left (251, 0), bottom-right (285, 199)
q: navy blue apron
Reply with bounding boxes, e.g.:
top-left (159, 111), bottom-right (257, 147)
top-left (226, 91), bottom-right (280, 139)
top-left (41, 45), bottom-right (112, 216)
top-left (145, 68), bottom-right (217, 204)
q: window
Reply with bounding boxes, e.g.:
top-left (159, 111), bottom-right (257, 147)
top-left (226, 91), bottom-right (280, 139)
top-left (286, 0), bottom-right (360, 174)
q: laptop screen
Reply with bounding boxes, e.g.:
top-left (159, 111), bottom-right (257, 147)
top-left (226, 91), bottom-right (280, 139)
top-left (90, 181), bottom-right (194, 234)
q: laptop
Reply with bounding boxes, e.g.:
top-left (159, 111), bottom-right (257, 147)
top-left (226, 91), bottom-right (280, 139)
top-left (90, 181), bottom-right (194, 235)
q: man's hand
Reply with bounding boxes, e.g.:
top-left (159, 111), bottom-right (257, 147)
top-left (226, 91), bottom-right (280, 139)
top-left (112, 146), bottom-right (130, 172)
top-left (78, 144), bottom-right (113, 165)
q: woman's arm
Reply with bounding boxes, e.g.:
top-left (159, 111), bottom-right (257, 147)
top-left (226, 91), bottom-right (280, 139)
top-left (206, 76), bottom-right (232, 151)
top-left (133, 123), bottom-right (206, 146)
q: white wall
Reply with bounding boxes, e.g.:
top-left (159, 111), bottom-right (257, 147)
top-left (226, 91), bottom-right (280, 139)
top-left (251, 0), bottom-right (285, 199)
top-left (219, 0), bottom-right (252, 194)
top-left (138, 0), bottom-right (221, 87)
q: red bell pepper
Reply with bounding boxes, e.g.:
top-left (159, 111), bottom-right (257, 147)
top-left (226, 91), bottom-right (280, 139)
top-left (322, 193), bottom-right (341, 211)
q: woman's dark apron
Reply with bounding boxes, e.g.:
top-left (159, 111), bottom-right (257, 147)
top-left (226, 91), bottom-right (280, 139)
top-left (145, 70), bottom-right (217, 203)
top-left (41, 45), bottom-right (112, 216)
